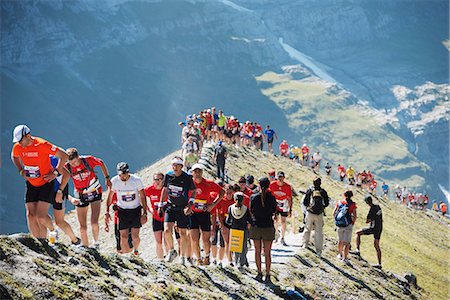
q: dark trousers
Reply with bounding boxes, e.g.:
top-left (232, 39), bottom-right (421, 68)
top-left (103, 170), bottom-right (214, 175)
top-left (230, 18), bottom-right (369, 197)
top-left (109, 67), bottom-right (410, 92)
top-left (217, 160), bottom-right (225, 180)
top-left (114, 223), bottom-right (133, 251)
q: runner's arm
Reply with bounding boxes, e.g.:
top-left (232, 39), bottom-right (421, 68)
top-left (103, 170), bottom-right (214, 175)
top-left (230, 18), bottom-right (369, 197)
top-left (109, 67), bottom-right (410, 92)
top-left (11, 155), bottom-right (26, 179)
top-left (106, 187), bottom-right (113, 214)
top-left (58, 166), bottom-right (70, 191)
top-left (139, 189), bottom-right (147, 215)
top-left (54, 148), bottom-right (69, 175)
top-left (99, 160), bottom-right (111, 188)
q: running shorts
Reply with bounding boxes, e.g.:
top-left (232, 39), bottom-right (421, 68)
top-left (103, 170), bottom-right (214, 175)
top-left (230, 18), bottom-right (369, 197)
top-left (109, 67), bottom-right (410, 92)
top-left (52, 185), bottom-right (69, 210)
top-left (118, 206), bottom-right (142, 230)
top-left (189, 212), bottom-right (211, 231)
top-left (165, 207), bottom-right (190, 229)
top-left (25, 180), bottom-right (54, 204)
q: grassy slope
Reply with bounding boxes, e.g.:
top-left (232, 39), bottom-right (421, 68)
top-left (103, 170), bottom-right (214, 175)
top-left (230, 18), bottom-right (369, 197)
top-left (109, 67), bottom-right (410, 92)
top-left (254, 71), bottom-right (428, 188)
top-left (222, 145), bottom-right (449, 299)
top-left (0, 146), bottom-right (448, 299)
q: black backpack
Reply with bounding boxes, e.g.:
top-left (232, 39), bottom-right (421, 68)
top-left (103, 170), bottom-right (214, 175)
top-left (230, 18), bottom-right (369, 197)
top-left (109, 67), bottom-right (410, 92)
top-left (307, 188), bottom-right (325, 214)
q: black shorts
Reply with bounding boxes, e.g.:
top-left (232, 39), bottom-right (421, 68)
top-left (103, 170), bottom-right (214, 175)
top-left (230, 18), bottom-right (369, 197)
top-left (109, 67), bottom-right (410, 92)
top-left (268, 137), bottom-right (274, 144)
top-left (189, 212), bottom-right (211, 231)
top-left (52, 185), bottom-right (69, 211)
top-left (165, 207), bottom-right (190, 229)
top-left (275, 210), bottom-right (289, 217)
top-left (254, 136), bottom-right (262, 142)
top-left (218, 126), bottom-right (225, 132)
top-left (361, 227), bottom-right (382, 240)
top-left (207, 124), bottom-right (213, 131)
top-left (76, 192), bottom-right (102, 208)
top-left (25, 181), bottom-right (55, 204)
top-left (152, 219), bottom-right (164, 232)
top-left (118, 206), bottom-right (142, 230)
top-left (211, 226), bottom-right (225, 247)
top-left (225, 131), bottom-right (233, 138)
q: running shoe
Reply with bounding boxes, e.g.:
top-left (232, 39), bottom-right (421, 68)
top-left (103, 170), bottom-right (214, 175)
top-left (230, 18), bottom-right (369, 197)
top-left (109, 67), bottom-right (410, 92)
top-left (166, 249), bottom-right (178, 262)
top-left (255, 273), bottom-right (263, 282)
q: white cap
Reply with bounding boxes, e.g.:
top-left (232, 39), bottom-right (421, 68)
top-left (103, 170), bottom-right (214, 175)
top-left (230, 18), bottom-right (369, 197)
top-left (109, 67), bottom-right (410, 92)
top-left (191, 163), bottom-right (204, 171)
top-left (171, 158), bottom-right (184, 165)
top-left (12, 125), bottom-right (31, 143)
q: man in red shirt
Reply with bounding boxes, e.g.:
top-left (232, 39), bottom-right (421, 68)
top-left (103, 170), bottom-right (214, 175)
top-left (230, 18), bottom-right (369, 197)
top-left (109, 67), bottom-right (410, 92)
top-left (145, 172), bottom-right (166, 259)
top-left (237, 176), bottom-right (252, 207)
top-left (337, 164), bottom-right (346, 182)
top-left (189, 164), bottom-right (224, 265)
top-left (269, 171), bottom-right (292, 246)
top-left (11, 125), bottom-right (69, 239)
top-left (301, 144), bottom-right (309, 166)
top-left (66, 147), bottom-right (111, 248)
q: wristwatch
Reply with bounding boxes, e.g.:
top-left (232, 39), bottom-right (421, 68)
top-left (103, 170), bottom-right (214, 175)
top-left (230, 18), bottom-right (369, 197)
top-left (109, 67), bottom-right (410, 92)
top-left (53, 170), bottom-right (59, 176)
top-left (56, 189), bottom-right (63, 194)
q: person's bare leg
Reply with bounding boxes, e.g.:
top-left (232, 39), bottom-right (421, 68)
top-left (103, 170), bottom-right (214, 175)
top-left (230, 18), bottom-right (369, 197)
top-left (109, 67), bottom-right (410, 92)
top-left (90, 201), bottom-right (101, 243)
top-left (77, 206), bottom-right (89, 246)
top-left (374, 239), bottom-right (382, 265)
top-left (25, 202), bottom-right (40, 238)
top-left (36, 202), bottom-right (54, 238)
top-left (190, 229), bottom-right (201, 260)
top-left (281, 216), bottom-right (287, 239)
top-left (164, 222), bottom-right (175, 251)
top-left (131, 228), bottom-right (140, 252)
top-left (120, 229), bottom-right (132, 253)
top-left (54, 209), bottom-right (77, 243)
top-left (178, 228), bottom-right (189, 257)
top-left (253, 240), bottom-right (262, 273)
top-left (263, 240), bottom-right (273, 276)
top-left (202, 231), bottom-right (211, 257)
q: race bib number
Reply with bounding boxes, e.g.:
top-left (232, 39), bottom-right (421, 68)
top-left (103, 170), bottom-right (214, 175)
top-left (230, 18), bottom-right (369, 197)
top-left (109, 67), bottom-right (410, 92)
top-left (194, 199), bottom-right (207, 211)
top-left (81, 190), bottom-right (98, 201)
top-left (168, 185), bottom-right (183, 198)
top-left (24, 166), bottom-right (41, 178)
top-left (277, 199), bottom-right (289, 212)
top-left (121, 192), bottom-right (136, 202)
top-left (153, 201), bottom-right (166, 210)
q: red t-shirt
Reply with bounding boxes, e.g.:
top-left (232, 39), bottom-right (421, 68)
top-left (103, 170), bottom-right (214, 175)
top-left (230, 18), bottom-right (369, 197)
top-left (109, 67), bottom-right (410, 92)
top-left (280, 142), bottom-right (289, 153)
top-left (301, 146), bottom-right (309, 154)
top-left (144, 184), bottom-right (165, 222)
top-left (218, 197), bottom-right (235, 221)
top-left (66, 156), bottom-right (104, 193)
top-left (240, 187), bottom-right (252, 207)
top-left (206, 113), bottom-right (213, 125)
top-left (191, 178), bottom-right (223, 213)
top-left (269, 181), bottom-right (292, 212)
top-left (337, 165), bottom-right (346, 175)
top-left (210, 191), bottom-right (219, 214)
top-left (335, 199), bottom-right (357, 225)
top-left (12, 137), bottom-right (58, 187)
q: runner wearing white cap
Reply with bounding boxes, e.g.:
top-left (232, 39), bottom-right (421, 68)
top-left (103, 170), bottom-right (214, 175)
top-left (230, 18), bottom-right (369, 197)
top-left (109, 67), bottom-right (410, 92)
top-left (160, 156), bottom-right (197, 264)
top-left (11, 124), bottom-right (69, 239)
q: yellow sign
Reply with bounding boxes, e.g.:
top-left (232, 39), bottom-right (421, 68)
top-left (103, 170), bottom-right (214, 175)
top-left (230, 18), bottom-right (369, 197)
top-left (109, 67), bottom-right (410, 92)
top-left (229, 229), bottom-right (245, 253)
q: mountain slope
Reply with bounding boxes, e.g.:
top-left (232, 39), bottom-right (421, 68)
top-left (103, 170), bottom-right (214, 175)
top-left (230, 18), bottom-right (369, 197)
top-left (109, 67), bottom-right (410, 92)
top-left (1, 144), bottom-right (449, 299)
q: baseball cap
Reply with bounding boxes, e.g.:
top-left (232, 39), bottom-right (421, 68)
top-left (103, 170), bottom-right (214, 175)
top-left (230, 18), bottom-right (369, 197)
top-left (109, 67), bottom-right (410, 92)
top-left (117, 162), bottom-right (130, 175)
top-left (12, 125), bottom-right (31, 143)
top-left (171, 157), bottom-right (184, 165)
top-left (277, 171), bottom-right (285, 177)
top-left (191, 163), bottom-right (203, 171)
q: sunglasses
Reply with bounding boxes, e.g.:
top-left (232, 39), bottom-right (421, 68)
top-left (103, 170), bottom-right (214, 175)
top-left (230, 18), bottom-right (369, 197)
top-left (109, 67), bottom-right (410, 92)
top-left (153, 178), bottom-right (163, 181)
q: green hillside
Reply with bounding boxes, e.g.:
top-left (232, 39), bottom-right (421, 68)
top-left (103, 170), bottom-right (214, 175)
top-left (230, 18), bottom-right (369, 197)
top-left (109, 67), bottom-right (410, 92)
top-left (0, 144), bottom-right (448, 299)
top-left (255, 70), bottom-right (429, 189)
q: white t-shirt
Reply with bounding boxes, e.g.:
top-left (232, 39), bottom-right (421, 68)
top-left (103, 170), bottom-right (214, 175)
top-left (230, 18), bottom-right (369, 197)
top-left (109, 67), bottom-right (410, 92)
top-left (111, 174), bottom-right (144, 209)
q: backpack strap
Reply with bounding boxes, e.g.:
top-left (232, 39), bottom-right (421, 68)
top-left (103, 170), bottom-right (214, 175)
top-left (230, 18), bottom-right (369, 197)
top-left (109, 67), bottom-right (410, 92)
top-left (66, 156), bottom-right (94, 176)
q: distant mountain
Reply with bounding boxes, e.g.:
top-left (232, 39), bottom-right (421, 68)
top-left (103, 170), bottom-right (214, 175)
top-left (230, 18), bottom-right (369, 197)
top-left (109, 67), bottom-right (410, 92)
top-left (1, 0), bottom-right (448, 233)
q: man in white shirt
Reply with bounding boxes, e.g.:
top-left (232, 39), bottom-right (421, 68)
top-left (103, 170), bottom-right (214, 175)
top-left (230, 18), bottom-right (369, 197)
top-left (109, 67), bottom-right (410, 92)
top-left (106, 162), bottom-right (147, 255)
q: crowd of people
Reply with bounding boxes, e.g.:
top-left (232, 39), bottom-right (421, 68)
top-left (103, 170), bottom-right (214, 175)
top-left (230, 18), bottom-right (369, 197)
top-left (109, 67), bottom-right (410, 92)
top-left (392, 185), bottom-right (447, 215)
top-left (12, 108), bottom-right (445, 281)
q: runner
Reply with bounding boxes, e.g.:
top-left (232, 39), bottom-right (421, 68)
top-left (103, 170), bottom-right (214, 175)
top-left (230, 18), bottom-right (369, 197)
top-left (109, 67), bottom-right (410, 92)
top-left (246, 175), bottom-right (260, 194)
top-left (337, 164), bottom-right (346, 182)
top-left (355, 195), bottom-right (383, 268)
top-left (346, 166), bottom-right (355, 185)
top-left (268, 170), bottom-right (276, 182)
top-left (65, 148), bottom-right (111, 248)
top-left (210, 179), bottom-right (226, 265)
top-left (217, 183), bottom-right (238, 266)
top-left (269, 171), bottom-right (292, 246)
top-left (106, 162), bottom-right (147, 255)
top-left (264, 125), bottom-right (277, 153)
top-left (237, 176), bottom-right (252, 206)
top-left (301, 144), bottom-right (309, 166)
top-left (225, 192), bottom-right (252, 269)
top-left (279, 140), bottom-right (289, 158)
top-left (249, 177), bottom-right (277, 283)
top-left (439, 201), bottom-right (447, 216)
top-left (253, 122), bottom-right (264, 150)
top-left (49, 156), bottom-right (79, 245)
top-left (181, 136), bottom-right (199, 171)
top-left (216, 110), bottom-right (227, 142)
top-left (394, 185), bottom-right (402, 202)
top-left (144, 172), bottom-right (167, 260)
top-left (189, 164), bottom-right (224, 265)
top-left (213, 140), bottom-right (227, 180)
top-left (105, 192), bottom-right (133, 254)
top-left (312, 151), bottom-right (322, 173)
top-left (159, 157), bottom-right (197, 264)
top-left (11, 125), bottom-right (69, 240)
top-left (301, 177), bottom-right (329, 256)
top-left (333, 190), bottom-right (357, 264)
top-left (432, 201), bottom-right (439, 212)
top-left (325, 162), bottom-right (332, 176)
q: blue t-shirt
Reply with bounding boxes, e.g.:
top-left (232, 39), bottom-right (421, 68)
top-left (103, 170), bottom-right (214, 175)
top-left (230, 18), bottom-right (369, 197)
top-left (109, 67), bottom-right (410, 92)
top-left (264, 129), bottom-right (275, 139)
top-left (382, 184), bottom-right (389, 192)
top-left (213, 113), bottom-right (219, 124)
top-left (50, 156), bottom-right (61, 191)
